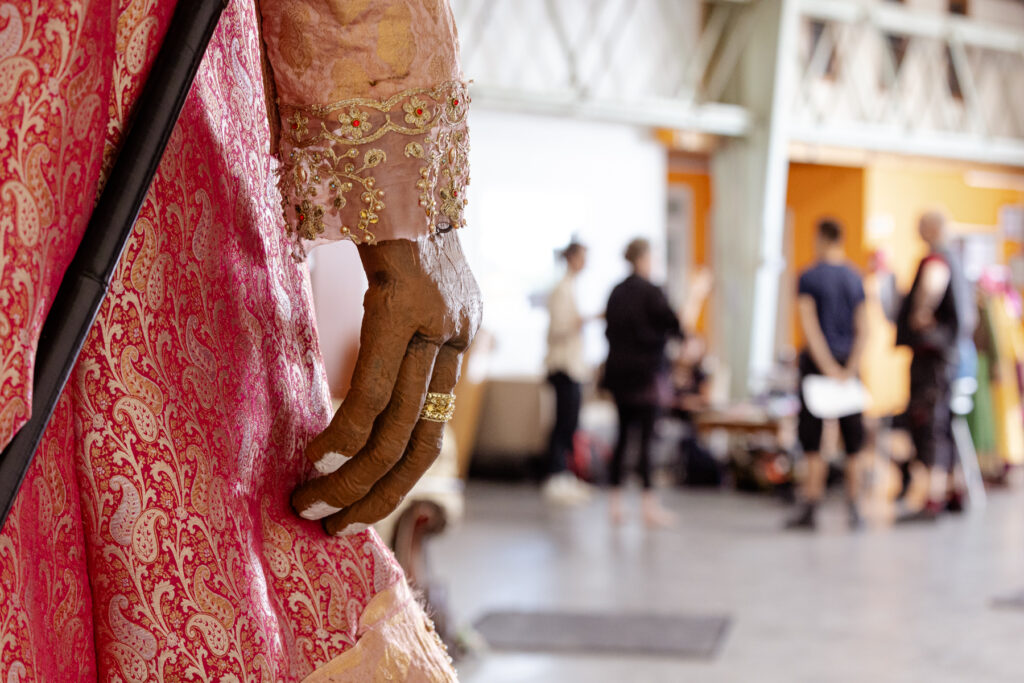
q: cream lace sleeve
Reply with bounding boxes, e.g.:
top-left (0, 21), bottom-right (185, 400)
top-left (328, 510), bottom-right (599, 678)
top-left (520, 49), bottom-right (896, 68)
top-left (259, 0), bottom-right (470, 249)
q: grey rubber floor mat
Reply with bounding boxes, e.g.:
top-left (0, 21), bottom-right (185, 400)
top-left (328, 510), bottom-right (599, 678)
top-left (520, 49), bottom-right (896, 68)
top-left (474, 610), bottom-right (730, 659)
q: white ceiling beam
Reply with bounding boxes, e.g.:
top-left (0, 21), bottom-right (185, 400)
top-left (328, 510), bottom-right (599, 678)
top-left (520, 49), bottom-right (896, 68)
top-left (948, 38), bottom-right (987, 136)
top-left (704, 7), bottom-right (756, 103)
top-left (469, 85), bottom-right (753, 137)
top-left (799, 0), bottom-right (1024, 53)
top-left (791, 122), bottom-right (1024, 167)
top-left (675, 3), bottom-right (732, 103)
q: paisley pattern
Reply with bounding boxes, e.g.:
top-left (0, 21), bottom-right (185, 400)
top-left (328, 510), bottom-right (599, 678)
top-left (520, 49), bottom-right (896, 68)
top-left (0, 394), bottom-right (96, 681)
top-left (0, 0), bottom-right (437, 680)
top-left (0, 0), bottom-right (116, 679)
top-left (0, 0), bottom-right (115, 460)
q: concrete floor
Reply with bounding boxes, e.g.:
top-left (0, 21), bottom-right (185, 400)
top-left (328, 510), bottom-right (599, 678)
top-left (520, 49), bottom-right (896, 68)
top-left (433, 483), bottom-right (1024, 683)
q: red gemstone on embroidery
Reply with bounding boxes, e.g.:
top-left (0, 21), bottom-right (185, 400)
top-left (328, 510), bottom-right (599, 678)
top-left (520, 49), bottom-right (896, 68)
top-left (416, 108), bottom-right (423, 115)
top-left (453, 190), bottom-right (458, 197)
top-left (452, 99), bottom-right (459, 106)
top-left (299, 213), bottom-right (305, 221)
top-left (292, 122), bottom-right (298, 129)
top-left (352, 119), bottom-right (361, 127)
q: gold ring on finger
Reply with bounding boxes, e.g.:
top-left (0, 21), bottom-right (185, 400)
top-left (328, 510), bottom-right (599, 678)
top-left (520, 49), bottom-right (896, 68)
top-left (420, 392), bottom-right (456, 423)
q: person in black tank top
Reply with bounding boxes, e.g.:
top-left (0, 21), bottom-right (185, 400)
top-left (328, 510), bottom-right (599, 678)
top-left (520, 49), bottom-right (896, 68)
top-left (895, 211), bottom-right (969, 522)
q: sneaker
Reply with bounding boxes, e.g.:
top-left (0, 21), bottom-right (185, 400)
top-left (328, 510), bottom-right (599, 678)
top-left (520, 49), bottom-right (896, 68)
top-left (784, 503), bottom-right (817, 530)
top-left (542, 473), bottom-right (590, 506)
top-left (564, 473), bottom-right (594, 501)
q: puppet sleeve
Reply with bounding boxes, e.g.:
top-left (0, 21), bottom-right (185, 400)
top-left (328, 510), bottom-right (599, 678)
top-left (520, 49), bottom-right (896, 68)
top-left (259, 0), bottom-right (470, 249)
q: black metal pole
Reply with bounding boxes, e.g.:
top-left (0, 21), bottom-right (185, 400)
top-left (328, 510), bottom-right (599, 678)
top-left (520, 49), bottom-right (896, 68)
top-left (0, 0), bottom-right (227, 531)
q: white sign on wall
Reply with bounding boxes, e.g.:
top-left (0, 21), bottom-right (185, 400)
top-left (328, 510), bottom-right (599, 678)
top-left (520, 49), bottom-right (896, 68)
top-left (867, 213), bottom-right (895, 242)
top-left (1000, 205), bottom-right (1024, 242)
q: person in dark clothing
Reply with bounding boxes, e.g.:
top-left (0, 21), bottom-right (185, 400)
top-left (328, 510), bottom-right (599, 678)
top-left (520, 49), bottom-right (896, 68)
top-left (896, 211), bottom-right (972, 522)
top-left (602, 238), bottom-right (683, 527)
top-left (786, 219), bottom-right (869, 531)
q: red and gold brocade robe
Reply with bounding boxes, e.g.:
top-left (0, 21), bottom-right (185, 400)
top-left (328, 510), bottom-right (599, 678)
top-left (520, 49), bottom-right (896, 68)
top-left (0, 0), bottom-right (464, 680)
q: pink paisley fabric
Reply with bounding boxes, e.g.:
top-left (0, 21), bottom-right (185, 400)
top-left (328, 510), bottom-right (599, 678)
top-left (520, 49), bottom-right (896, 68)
top-left (0, 392), bottom-right (97, 681)
top-left (0, 1), bottom-right (116, 679)
top-left (0, 0), bottom-right (453, 680)
top-left (0, 0), bottom-right (115, 460)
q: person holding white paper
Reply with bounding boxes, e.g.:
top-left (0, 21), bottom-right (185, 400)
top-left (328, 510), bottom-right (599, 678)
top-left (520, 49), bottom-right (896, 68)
top-left (786, 219), bottom-right (869, 531)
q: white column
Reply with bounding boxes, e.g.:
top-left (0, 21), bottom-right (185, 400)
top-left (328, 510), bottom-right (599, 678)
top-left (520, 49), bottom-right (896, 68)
top-left (710, 0), bottom-right (799, 398)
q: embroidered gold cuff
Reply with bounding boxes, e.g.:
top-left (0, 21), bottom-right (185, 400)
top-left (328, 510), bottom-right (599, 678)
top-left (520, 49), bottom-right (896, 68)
top-left (420, 393), bottom-right (456, 423)
top-left (277, 81), bottom-right (470, 249)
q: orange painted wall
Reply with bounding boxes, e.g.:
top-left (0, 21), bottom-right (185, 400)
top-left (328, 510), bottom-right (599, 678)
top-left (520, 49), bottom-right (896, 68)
top-left (668, 171), bottom-right (712, 267)
top-left (668, 170), bottom-right (712, 332)
top-left (785, 163), bottom-right (867, 349)
top-left (864, 164), bottom-right (1024, 289)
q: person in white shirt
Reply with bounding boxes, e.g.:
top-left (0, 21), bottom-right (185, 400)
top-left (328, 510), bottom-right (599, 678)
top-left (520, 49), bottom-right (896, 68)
top-left (544, 242), bottom-right (594, 505)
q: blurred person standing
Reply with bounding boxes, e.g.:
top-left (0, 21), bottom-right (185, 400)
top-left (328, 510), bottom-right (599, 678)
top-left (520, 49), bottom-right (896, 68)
top-left (544, 242), bottom-right (594, 505)
top-left (603, 238), bottom-right (683, 527)
top-left (896, 211), bottom-right (974, 522)
top-left (786, 219), bottom-right (869, 530)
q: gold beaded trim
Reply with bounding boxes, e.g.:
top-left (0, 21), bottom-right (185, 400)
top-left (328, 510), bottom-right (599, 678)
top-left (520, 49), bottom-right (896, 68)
top-left (277, 80), bottom-right (470, 246)
top-left (420, 392), bottom-right (456, 423)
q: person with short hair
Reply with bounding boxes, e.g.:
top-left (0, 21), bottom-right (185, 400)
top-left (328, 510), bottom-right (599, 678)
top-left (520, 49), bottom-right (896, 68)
top-left (895, 211), bottom-right (973, 521)
top-left (603, 238), bottom-right (683, 526)
top-left (786, 219), bottom-right (869, 530)
top-left (543, 242), bottom-right (594, 505)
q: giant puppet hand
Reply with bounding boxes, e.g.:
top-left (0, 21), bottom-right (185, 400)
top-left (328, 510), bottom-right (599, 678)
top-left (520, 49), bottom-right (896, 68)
top-left (292, 232), bottom-right (481, 535)
top-left (257, 0), bottom-right (476, 533)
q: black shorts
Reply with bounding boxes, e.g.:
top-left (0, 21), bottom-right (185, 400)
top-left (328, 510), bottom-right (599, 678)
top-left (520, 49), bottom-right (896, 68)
top-left (797, 353), bottom-right (865, 456)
